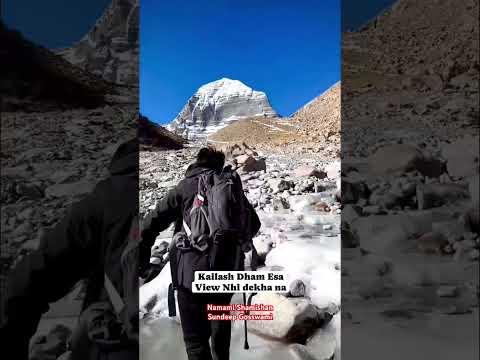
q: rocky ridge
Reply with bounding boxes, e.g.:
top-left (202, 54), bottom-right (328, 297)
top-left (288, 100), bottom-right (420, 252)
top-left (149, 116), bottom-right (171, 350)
top-left (139, 115), bottom-right (185, 150)
top-left (0, 20), bottom-right (112, 111)
top-left (56, 0), bottom-right (139, 86)
top-left (291, 82), bottom-right (340, 148)
top-left (1, 2), bottom-right (139, 347)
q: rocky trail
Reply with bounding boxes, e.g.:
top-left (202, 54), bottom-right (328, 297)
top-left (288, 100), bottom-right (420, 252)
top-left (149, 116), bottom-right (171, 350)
top-left (340, 139), bottom-right (479, 359)
top-left (139, 143), bottom-right (341, 360)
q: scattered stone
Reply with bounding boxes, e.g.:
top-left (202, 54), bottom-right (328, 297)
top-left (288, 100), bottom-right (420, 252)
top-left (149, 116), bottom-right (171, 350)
top-left (416, 232), bottom-right (448, 254)
top-left (363, 205), bottom-right (383, 215)
top-left (288, 279), bottom-right (306, 297)
top-left (342, 179), bottom-right (370, 204)
top-left (249, 292), bottom-right (332, 343)
top-left (368, 144), bottom-right (444, 177)
top-left (416, 183), bottom-right (469, 210)
top-left (295, 166), bottom-right (327, 179)
top-left (240, 157), bottom-right (266, 173)
top-left (441, 136), bottom-right (479, 178)
top-left (15, 183), bottom-right (44, 200)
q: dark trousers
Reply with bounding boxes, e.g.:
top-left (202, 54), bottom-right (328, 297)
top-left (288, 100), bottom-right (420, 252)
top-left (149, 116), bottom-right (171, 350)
top-left (177, 288), bottom-right (234, 360)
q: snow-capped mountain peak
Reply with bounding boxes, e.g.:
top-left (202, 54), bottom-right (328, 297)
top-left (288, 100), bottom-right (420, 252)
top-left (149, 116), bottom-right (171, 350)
top-left (168, 78), bottom-right (277, 140)
top-left (197, 78), bottom-right (260, 98)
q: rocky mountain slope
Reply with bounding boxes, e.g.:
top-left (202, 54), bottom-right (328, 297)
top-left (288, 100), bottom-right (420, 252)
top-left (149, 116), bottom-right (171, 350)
top-left (139, 115), bottom-right (185, 150)
top-left (0, 20), bottom-right (112, 111)
top-left (167, 78), bottom-right (277, 139)
top-left (291, 82), bottom-right (340, 146)
top-left (1, 4), bottom-right (139, 342)
top-left (343, 0), bottom-right (478, 144)
top-left (344, 0), bottom-right (478, 81)
top-left (209, 82), bottom-right (340, 159)
top-left (209, 116), bottom-right (297, 146)
top-left (56, 0), bottom-right (139, 86)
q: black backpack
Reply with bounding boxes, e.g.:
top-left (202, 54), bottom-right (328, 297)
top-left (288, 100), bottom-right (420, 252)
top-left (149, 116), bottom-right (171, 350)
top-left (168, 166), bottom-right (260, 316)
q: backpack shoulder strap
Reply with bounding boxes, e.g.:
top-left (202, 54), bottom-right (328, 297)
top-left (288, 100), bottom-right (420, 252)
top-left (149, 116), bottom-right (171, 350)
top-left (104, 214), bottom-right (139, 321)
top-left (104, 273), bottom-right (125, 317)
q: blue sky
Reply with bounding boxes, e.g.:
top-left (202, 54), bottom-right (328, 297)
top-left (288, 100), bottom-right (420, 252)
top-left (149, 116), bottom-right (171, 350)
top-left (2, 0), bottom-right (111, 48)
top-left (342, 0), bottom-right (396, 31)
top-left (141, 0), bottom-right (341, 123)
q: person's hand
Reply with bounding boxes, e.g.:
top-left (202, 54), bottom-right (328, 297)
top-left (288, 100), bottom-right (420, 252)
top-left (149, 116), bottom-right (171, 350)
top-left (29, 325), bottom-right (70, 360)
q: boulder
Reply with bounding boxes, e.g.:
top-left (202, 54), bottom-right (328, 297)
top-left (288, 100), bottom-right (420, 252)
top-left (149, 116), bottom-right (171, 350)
top-left (368, 144), bottom-right (444, 177)
top-left (253, 234), bottom-right (274, 264)
top-left (351, 213), bottom-right (432, 254)
top-left (268, 179), bottom-right (294, 192)
top-left (342, 179), bottom-right (370, 204)
top-left (416, 232), bottom-right (448, 254)
top-left (15, 183), bottom-right (44, 200)
top-left (313, 201), bottom-right (331, 213)
top-left (222, 142), bottom-right (258, 159)
top-left (416, 183), bottom-right (469, 210)
top-left (272, 197), bottom-right (290, 211)
top-left (288, 344), bottom-right (318, 360)
top-left (325, 161), bottom-right (340, 179)
top-left (295, 166), bottom-right (327, 179)
top-left (288, 279), bottom-right (307, 298)
top-left (235, 154), bottom-right (251, 165)
top-left (305, 327), bottom-right (337, 360)
top-left (441, 136), bottom-right (479, 178)
top-left (240, 157), bottom-right (266, 173)
top-left (248, 292), bottom-right (332, 343)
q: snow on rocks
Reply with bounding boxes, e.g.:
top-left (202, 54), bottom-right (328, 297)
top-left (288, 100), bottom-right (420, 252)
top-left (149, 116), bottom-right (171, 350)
top-left (139, 142), bottom-right (341, 356)
top-left (247, 292), bottom-right (333, 343)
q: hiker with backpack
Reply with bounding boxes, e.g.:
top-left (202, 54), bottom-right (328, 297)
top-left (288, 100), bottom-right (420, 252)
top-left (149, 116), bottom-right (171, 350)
top-left (0, 139), bottom-right (140, 360)
top-left (140, 147), bottom-right (261, 360)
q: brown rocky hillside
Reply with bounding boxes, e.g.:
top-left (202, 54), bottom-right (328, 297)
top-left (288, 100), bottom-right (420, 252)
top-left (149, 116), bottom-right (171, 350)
top-left (291, 82), bottom-right (340, 146)
top-left (209, 82), bottom-right (340, 157)
top-left (342, 0), bottom-right (479, 136)
top-left (139, 115), bottom-right (186, 150)
top-left (208, 116), bottom-right (298, 146)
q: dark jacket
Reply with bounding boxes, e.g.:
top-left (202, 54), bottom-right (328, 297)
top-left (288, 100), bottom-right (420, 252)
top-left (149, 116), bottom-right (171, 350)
top-left (140, 162), bottom-right (261, 275)
top-left (1, 140), bottom-right (139, 358)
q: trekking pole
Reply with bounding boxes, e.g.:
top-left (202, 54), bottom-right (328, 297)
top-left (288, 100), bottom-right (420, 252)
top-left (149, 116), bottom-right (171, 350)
top-left (243, 292), bottom-right (249, 349)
